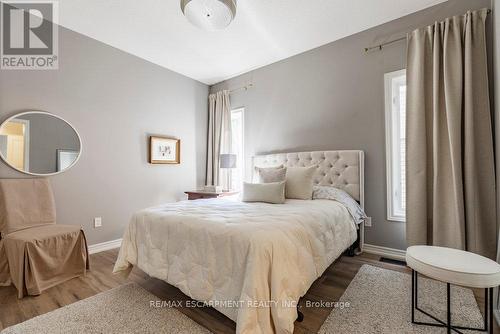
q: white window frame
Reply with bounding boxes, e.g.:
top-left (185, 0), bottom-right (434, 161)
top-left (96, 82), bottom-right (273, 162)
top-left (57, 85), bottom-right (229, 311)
top-left (384, 69), bottom-right (406, 222)
top-left (230, 108), bottom-right (245, 190)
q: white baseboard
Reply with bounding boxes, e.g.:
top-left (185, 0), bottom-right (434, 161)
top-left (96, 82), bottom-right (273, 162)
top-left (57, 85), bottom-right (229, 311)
top-left (364, 243), bottom-right (406, 261)
top-left (88, 240), bottom-right (406, 260)
top-left (88, 238), bottom-right (122, 255)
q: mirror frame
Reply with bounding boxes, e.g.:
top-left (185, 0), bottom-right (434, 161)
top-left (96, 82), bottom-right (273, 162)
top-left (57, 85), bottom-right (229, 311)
top-left (0, 111), bottom-right (83, 176)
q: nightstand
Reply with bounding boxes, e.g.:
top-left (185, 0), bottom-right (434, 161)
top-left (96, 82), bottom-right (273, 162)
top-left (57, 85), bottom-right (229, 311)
top-left (184, 190), bottom-right (239, 200)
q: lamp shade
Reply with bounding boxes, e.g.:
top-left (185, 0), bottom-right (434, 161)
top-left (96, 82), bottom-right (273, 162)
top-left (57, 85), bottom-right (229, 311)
top-left (220, 154), bottom-right (237, 168)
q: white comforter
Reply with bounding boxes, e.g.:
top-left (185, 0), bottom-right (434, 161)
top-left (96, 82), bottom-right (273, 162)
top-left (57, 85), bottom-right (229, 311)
top-left (113, 198), bottom-right (357, 334)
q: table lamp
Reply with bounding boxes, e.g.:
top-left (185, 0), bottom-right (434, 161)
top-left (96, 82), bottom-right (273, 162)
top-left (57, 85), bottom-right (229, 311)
top-left (220, 153), bottom-right (237, 192)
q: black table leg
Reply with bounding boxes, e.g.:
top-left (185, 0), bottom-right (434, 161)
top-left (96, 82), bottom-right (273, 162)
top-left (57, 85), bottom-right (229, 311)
top-left (447, 283), bottom-right (451, 334)
top-left (485, 288), bottom-right (489, 331)
top-left (415, 270), bottom-right (418, 310)
top-left (490, 287), bottom-right (493, 334)
top-left (411, 271), bottom-right (495, 333)
top-left (411, 270), bottom-right (415, 323)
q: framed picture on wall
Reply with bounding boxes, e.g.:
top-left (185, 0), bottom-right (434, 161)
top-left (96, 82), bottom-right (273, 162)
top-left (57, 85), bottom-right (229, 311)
top-left (149, 136), bottom-right (180, 164)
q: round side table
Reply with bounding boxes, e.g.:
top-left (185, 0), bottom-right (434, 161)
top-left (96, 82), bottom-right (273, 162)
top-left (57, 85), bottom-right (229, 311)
top-left (406, 245), bottom-right (500, 334)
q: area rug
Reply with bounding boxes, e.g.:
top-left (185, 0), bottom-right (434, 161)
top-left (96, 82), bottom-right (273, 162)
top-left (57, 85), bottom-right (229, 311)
top-left (318, 264), bottom-right (484, 334)
top-left (1, 283), bottom-right (212, 334)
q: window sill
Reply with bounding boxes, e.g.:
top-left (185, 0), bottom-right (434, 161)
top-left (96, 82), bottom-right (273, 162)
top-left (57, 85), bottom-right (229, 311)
top-left (388, 215), bottom-right (406, 223)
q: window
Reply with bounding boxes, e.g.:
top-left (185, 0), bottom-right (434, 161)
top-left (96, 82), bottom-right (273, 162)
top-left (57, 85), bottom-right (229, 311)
top-left (230, 108), bottom-right (244, 191)
top-left (0, 119), bottom-right (30, 171)
top-left (385, 69), bottom-right (406, 222)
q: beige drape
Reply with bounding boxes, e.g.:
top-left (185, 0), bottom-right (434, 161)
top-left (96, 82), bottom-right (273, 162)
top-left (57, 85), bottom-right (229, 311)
top-left (406, 8), bottom-right (496, 259)
top-left (206, 90), bottom-right (232, 187)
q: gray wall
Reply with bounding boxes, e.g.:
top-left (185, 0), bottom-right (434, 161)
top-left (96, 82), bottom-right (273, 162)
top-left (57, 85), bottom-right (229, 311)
top-left (0, 27), bottom-right (208, 245)
top-left (211, 0), bottom-right (492, 250)
top-left (19, 114), bottom-right (80, 174)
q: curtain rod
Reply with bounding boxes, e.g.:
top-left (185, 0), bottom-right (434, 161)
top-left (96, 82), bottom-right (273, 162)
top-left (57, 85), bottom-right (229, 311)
top-left (229, 83), bottom-right (253, 94)
top-left (364, 8), bottom-right (492, 53)
top-left (364, 36), bottom-right (406, 53)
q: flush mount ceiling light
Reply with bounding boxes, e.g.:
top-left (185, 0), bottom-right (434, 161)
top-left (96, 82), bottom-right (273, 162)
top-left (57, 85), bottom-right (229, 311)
top-left (181, 0), bottom-right (237, 31)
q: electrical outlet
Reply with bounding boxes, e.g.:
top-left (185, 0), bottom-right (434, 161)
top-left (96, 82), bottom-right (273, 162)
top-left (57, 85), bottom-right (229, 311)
top-left (94, 217), bottom-right (102, 228)
top-left (365, 217), bottom-right (372, 227)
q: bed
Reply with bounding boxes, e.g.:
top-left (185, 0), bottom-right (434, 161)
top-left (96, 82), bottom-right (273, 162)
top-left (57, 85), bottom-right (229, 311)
top-left (113, 150), bottom-right (365, 334)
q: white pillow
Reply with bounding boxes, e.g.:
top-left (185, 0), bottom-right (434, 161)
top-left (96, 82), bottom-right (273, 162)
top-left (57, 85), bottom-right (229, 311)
top-left (242, 181), bottom-right (285, 204)
top-left (285, 166), bottom-right (317, 200)
top-left (255, 166), bottom-right (287, 183)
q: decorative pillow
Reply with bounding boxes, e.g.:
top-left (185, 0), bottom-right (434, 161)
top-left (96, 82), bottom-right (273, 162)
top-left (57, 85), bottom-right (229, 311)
top-left (242, 181), bottom-right (285, 204)
top-left (255, 165), bottom-right (287, 183)
top-left (313, 186), bottom-right (367, 225)
top-left (285, 166), bottom-right (317, 200)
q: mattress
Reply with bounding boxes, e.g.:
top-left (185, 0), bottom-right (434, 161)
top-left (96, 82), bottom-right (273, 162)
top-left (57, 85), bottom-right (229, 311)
top-left (114, 198), bottom-right (357, 334)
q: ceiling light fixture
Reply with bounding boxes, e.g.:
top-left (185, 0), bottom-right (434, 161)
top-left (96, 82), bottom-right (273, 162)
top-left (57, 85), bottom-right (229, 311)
top-left (181, 0), bottom-right (237, 31)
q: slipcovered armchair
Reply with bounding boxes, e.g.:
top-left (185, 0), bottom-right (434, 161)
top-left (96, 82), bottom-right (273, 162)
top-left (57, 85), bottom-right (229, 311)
top-left (0, 178), bottom-right (89, 298)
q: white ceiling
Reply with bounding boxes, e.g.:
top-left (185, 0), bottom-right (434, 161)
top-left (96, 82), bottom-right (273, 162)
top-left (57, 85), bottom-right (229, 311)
top-left (59, 0), bottom-right (446, 85)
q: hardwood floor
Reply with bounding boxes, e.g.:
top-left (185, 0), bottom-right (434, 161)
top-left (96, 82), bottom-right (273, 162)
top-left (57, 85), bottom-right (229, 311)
top-left (0, 249), bottom-right (498, 333)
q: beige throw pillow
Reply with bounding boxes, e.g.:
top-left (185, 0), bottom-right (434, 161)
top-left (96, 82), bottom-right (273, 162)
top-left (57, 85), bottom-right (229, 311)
top-left (255, 166), bottom-right (287, 183)
top-left (242, 181), bottom-right (286, 204)
top-left (285, 166), bottom-right (317, 200)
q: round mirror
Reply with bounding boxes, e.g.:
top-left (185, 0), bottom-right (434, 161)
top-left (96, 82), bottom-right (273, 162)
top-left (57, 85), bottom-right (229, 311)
top-left (0, 111), bottom-right (82, 176)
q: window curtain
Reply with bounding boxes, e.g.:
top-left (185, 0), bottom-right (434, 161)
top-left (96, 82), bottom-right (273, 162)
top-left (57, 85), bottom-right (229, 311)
top-left (206, 90), bottom-right (232, 188)
top-left (406, 8), bottom-right (496, 259)
top-left (497, 233), bottom-right (500, 320)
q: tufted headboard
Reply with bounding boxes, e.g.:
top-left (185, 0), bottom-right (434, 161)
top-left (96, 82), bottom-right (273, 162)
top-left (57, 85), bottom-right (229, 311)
top-left (252, 150), bottom-right (365, 208)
